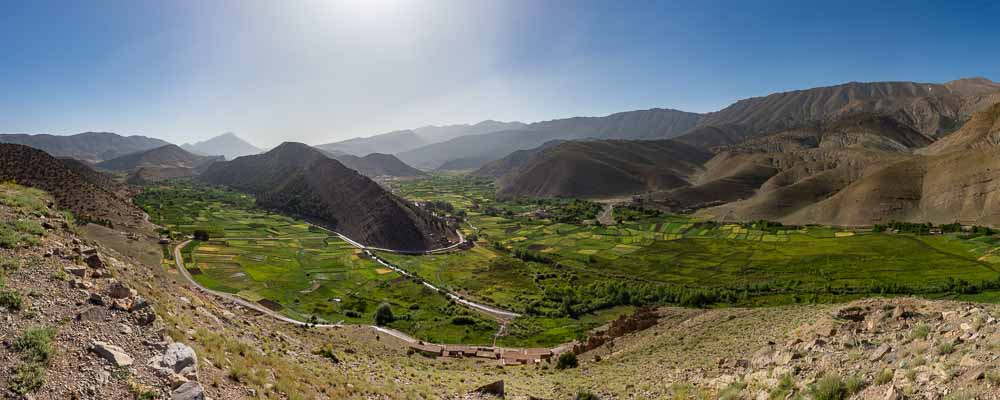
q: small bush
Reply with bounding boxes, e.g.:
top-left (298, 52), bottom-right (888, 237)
top-left (556, 352), bottom-right (578, 370)
top-left (844, 374), bottom-right (866, 395)
top-left (769, 374), bottom-right (796, 400)
top-left (937, 341), bottom-right (955, 356)
top-left (9, 327), bottom-right (55, 395)
top-left (9, 363), bottom-right (45, 394)
top-left (810, 374), bottom-right (845, 400)
top-left (374, 303), bottom-right (394, 326)
top-left (13, 327), bottom-right (55, 364)
top-left (345, 310), bottom-right (361, 318)
top-left (876, 368), bottom-right (894, 385)
top-left (576, 390), bottom-right (599, 400)
top-left (719, 381), bottom-right (747, 400)
top-left (0, 289), bottom-right (23, 311)
top-left (451, 316), bottom-right (475, 325)
top-left (911, 324), bottom-right (931, 340)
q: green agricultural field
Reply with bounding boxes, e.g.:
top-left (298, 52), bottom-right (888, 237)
top-left (136, 177), bottom-right (1000, 348)
top-left (136, 183), bottom-right (498, 345)
top-left (386, 174), bottom-right (1000, 320)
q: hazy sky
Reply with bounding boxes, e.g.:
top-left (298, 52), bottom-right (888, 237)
top-left (2, 0), bottom-right (999, 147)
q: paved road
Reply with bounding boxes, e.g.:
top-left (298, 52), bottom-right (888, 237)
top-left (172, 240), bottom-right (420, 344)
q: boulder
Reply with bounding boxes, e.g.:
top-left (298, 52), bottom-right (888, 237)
top-left (134, 308), bottom-right (156, 326)
top-left (159, 342), bottom-right (199, 376)
top-left (472, 380), bottom-right (504, 397)
top-left (171, 381), bottom-right (205, 400)
top-left (108, 280), bottom-right (133, 299)
top-left (84, 253), bottom-right (104, 269)
top-left (90, 341), bottom-right (134, 367)
top-left (77, 306), bottom-right (107, 322)
top-left (869, 344), bottom-right (891, 362)
top-left (111, 298), bottom-right (133, 311)
top-left (65, 266), bottom-right (87, 278)
top-left (88, 293), bottom-right (106, 306)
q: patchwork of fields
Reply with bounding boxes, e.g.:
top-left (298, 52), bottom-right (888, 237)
top-left (136, 184), bottom-right (498, 345)
top-left (136, 177), bottom-right (1000, 348)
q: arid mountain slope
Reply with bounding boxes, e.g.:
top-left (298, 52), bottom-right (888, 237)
top-left (96, 144), bottom-right (222, 184)
top-left (397, 108), bottom-right (702, 169)
top-left (181, 132), bottom-right (262, 160)
top-left (198, 142), bottom-right (456, 251)
top-left (686, 106), bottom-right (1000, 226)
top-left (919, 102), bottom-right (1000, 155)
top-left (0, 144), bottom-right (144, 227)
top-left (96, 144), bottom-right (221, 172)
top-left (329, 153), bottom-right (426, 178)
top-left (0, 132), bottom-right (169, 162)
top-left (491, 139), bottom-right (712, 199)
top-left (318, 120), bottom-right (526, 156)
top-left (681, 78), bottom-right (1000, 148)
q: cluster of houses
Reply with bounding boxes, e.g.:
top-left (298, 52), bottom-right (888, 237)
top-left (408, 342), bottom-right (556, 365)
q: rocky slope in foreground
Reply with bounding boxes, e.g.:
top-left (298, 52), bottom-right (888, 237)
top-left (0, 185), bottom-right (225, 399)
top-left (199, 142), bottom-right (456, 251)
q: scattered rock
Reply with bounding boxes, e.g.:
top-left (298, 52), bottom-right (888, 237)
top-left (472, 380), bottom-right (504, 396)
top-left (84, 253), bottom-right (104, 268)
top-left (108, 280), bottom-right (134, 299)
top-left (158, 342), bottom-right (199, 376)
top-left (90, 341), bottom-right (134, 367)
top-left (171, 381), bottom-right (205, 400)
top-left (869, 344), bottom-right (891, 362)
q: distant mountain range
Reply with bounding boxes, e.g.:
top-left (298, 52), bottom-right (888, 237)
top-left (316, 120), bottom-right (525, 157)
top-left (396, 109), bottom-right (701, 170)
top-left (181, 132), bottom-right (262, 160)
top-left (0, 132), bottom-right (168, 162)
top-left (199, 143), bottom-right (457, 251)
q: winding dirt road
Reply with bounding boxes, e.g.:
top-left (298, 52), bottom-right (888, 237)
top-left (172, 239), bottom-right (420, 344)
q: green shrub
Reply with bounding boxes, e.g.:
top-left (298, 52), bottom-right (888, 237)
top-left (556, 352), bottom-right (578, 370)
top-left (937, 341), bottom-right (955, 355)
top-left (844, 374), bottom-right (866, 395)
top-left (576, 390), bottom-right (599, 400)
top-left (911, 324), bottom-right (931, 340)
top-left (9, 363), bottom-right (45, 394)
top-left (876, 368), bottom-right (894, 385)
top-left (374, 303), bottom-right (394, 326)
top-left (769, 374), bottom-right (796, 399)
top-left (810, 374), bottom-right (845, 400)
top-left (719, 381), bottom-right (747, 400)
top-left (13, 327), bottom-right (55, 364)
top-left (9, 327), bottom-right (55, 395)
top-left (0, 289), bottom-right (23, 311)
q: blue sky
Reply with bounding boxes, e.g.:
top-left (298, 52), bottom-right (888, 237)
top-left (1, 0), bottom-right (998, 146)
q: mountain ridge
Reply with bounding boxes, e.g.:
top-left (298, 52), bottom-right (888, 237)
top-left (198, 142), bottom-right (456, 251)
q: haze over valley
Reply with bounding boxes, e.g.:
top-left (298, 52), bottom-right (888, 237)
top-left (4, 1), bottom-right (1000, 399)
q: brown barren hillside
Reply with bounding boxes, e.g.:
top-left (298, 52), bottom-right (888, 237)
top-left (491, 139), bottom-right (712, 199)
top-left (329, 152), bottom-right (426, 178)
top-left (919, 102), bottom-right (1000, 155)
top-left (690, 105), bottom-right (1000, 225)
top-left (97, 144), bottom-right (223, 184)
top-left (686, 78), bottom-right (1000, 144)
top-left (199, 142), bottom-right (456, 251)
top-left (0, 144), bottom-right (145, 227)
